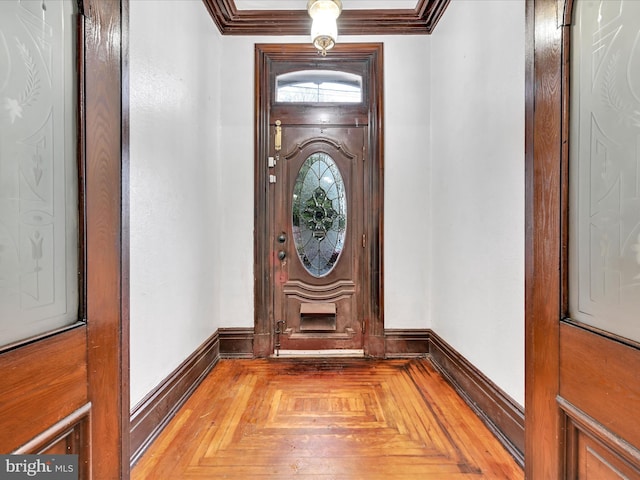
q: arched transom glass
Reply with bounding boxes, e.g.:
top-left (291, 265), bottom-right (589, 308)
top-left (292, 152), bottom-right (347, 277)
top-left (276, 69), bottom-right (362, 103)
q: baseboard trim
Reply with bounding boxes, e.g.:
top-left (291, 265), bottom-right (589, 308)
top-left (384, 329), bottom-right (430, 358)
top-left (129, 331), bottom-right (220, 467)
top-left (219, 327), bottom-right (254, 358)
top-left (428, 331), bottom-right (525, 467)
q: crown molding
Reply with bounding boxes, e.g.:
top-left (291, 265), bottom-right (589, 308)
top-left (202, 0), bottom-right (450, 36)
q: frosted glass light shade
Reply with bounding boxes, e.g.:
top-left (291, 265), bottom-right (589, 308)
top-left (311, 16), bottom-right (338, 53)
top-left (307, 0), bottom-right (342, 55)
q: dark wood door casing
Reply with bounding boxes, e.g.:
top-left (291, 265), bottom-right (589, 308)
top-left (254, 43), bottom-right (384, 358)
top-left (84, 1), bottom-right (129, 477)
top-left (525, 1), bottom-right (563, 477)
top-left (0, 1), bottom-right (128, 478)
top-left (526, 0), bottom-right (640, 478)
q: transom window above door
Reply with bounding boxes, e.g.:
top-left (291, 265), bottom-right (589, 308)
top-left (275, 69), bottom-right (363, 103)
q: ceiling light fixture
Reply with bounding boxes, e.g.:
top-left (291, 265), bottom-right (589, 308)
top-left (307, 0), bottom-right (342, 56)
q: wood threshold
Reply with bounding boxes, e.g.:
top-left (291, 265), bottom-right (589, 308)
top-left (274, 349), bottom-right (365, 358)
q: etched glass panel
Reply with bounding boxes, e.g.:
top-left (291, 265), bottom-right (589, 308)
top-left (0, 0), bottom-right (78, 347)
top-left (569, 0), bottom-right (640, 342)
top-left (292, 153), bottom-right (347, 277)
top-left (276, 70), bottom-right (362, 103)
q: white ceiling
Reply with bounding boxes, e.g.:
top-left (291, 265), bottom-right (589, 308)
top-left (234, 0), bottom-right (420, 10)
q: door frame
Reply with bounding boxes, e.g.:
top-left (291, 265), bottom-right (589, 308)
top-left (253, 43), bottom-right (385, 358)
top-left (524, 1), bottom-right (564, 475)
top-left (0, 1), bottom-right (129, 478)
top-left (526, 0), bottom-right (640, 477)
top-left (84, 2), bottom-right (130, 476)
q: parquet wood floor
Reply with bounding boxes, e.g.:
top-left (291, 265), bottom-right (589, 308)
top-left (132, 358), bottom-right (523, 479)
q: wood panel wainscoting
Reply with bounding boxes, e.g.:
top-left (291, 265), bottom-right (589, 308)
top-left (130, 328), bottom-right (524, 471)
top-left (558, 323), bottom-right (640, 478)
top-left (1, 327), bottom-right (91, 479)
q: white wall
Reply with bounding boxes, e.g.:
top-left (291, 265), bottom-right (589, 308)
top-left (382, 37), bottom-right (432, 329)
top-left (129, 0), bottom-right (525, 410)
top-left (216, 35), bottom-right (432, 330)
top-left (129, 0), bottom-right (222, 407)
top-left (430, 0), bottom-right (525, 405)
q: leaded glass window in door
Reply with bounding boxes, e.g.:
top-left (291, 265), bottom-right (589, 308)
top-left (292, 152), bottom-right (346, 277)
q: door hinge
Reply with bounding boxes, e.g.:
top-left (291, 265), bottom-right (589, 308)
top-left (362, 318), bottom-right (366, 334)
top-left (269, 174), bottom-right (277, 184)
top-left (362, 233), bottom-right (366, 248)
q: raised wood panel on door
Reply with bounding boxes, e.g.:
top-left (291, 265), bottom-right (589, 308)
top-left (0, 327), bottom-right (87, 452)
top-left (559, 323), bottom-right (640, 477)
top-left (560, 324), bottom-right (640, 450)
top-left (563, 409), bottom-right (640, 479)
top-left (574, 430), bottom-right (640, 479)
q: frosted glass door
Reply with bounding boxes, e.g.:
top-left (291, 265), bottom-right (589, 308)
top-left (0, 0), bottom-right (78, 347)
top-left (569, 0), bottom-right (640, 342)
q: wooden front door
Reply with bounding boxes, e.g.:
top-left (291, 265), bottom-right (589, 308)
top-left (272, 125), bottom-right (366, 353)
top-left (254, 44), bottom-right (385, 358)
top-left (527, 0), bottom-right (640, 477)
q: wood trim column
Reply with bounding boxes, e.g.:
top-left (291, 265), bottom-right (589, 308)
top-left (84, 1), bottom-right (128, 478)
top-left (120, 1), bottom-right (131, 477)
top-left (525, 0), bottom-right (564, 477)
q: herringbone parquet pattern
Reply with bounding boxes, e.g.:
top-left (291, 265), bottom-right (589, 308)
top-left (132, 358), bottom-right (523, 479)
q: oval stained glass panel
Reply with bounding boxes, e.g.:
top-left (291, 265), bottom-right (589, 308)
top-left (292, 152), bottom-right (347, 277)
